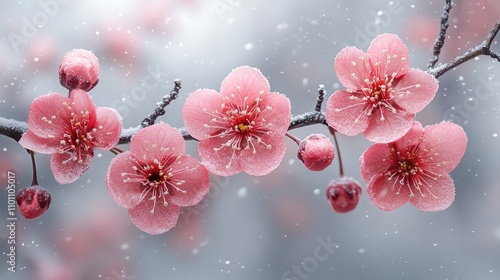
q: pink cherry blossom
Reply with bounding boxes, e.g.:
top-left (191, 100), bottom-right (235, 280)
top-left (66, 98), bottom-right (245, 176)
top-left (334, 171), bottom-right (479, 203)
top-left (106, 123), bottom-right (210, 235)
top-left (19, 90), bottom-right (122, 184)
top-left (59, 49), bottom-right (100, 91)
top-left (359, 121), bottom-right (467, 211)
top-left (297, 134), bottom-right (335, 171)
top-left (182, 66), bottom-right (291, 176)
top-left (326, 34), bottom-right (438, 143)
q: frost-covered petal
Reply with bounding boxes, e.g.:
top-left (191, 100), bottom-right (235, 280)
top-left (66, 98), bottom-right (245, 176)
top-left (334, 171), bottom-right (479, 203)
top-left (364, 109), bottom-right (414, 143)
top-left (366, 175), bottom-right (411, 211)
top-left (359, 143), bottom-right (391, 184)
top-left (334, 46), bottom-right (372, 91)
top-left (392, 121), bottom-right (424, 149)
top-left (392, 69), bottom-right (438, 114)
top-left (198, 137), bottom-right (242, 176)
top-left (243, 134), bottom-right (287, 176)
top-left (367, 34), bottom-right (409, 79)
top-left (93, 107), bottom-right (122, 150)
top-left (26, 93), bottom-right (68, 137)
top-left (219, 66), bottom-right (270, 101)
top-left (106, 151), bottom-right (143, 208)
top-left (128, 200), bottom-right (180, 235)
top-left (421, 122), bottom-right (467, 173)
top-left (168, 155), bottom-right (210, 207)
top-left (258, 92), bottom-right (291, 135)
top-left (182, 89), bottom-right (224, 140)
top-left (70, 89), bottom-right (97, 126)
top-left (50, 152), bottom-right (93, 184)
top-left (19, 130), bottom-right (60, 154)
top-left (130, 123), bottom-right (185, 159)
top-left (325, 90), bottom-right (369, 136)
top-left (409, 174), bottom-right (455, 211)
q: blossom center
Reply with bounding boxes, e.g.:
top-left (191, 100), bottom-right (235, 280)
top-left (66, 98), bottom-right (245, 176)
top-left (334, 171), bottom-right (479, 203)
top-left (399, 160), bottom-right (417, 174)
top-left (56, 101), bottom-right (97, 165)
top-left (384, 144), bottom-right (441, 199)
top-left (238, 123), bottom-right (249, 132)
top-left (202, 95), bottom-right (274, 170)
top-left (121, 150), bottom-right (191, 214)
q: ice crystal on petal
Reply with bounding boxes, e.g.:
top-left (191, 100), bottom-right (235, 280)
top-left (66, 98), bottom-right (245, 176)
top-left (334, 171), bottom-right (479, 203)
top-left (360, 121), bottom-right (467, 211)
top-left (106, 123), bottom-right (210, 235)
top-left (19, 90), bottom-right (122, 184)
top-left (326, 34), bottom-right (438, 143)
top-left (182, 66), bottom-right (291, 176)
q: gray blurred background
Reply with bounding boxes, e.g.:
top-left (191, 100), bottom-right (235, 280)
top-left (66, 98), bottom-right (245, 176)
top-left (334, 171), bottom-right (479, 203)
top-left (1, 0), bottom-right (499, 279)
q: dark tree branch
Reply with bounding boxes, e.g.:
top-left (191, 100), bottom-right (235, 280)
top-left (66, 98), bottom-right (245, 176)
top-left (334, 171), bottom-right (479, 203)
top-left (428, 0), bottom-right (452, 69)
top-left (288, 111), bottom-right (327, 131)
top-left (428, 21), bottom-right (500, 78)
top-left (0, 118), bottom-right (28, 142)
top-left (315, 84), bottom-right (325, 112)
top-left (141, 79), bottom-right (182, 127)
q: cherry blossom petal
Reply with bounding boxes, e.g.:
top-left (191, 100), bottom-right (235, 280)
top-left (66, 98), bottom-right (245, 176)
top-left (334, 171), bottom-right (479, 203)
top-left (334, 46), bottom-right (372, 91)
top-left (392, 121), bottom-right (424, 149)
top-left (258, 92), bottom-right (291, 135)
top-left (182, 89), bottom-right (224, 140)
top-left (392, 69), bottom-right (438, 113)
top-left (243, 134), bottom-right (287, 176)
top-left (19, 130), bottom-right (60, 154)
top-left (168, 155), bottom-right (210, 207)
top-left (128, 200), bottom-right (180, 235)
top-left (219, 66), bottom-right (270, 101)
top-left (325, 90), bottom-right (370, 136)
top-left (421, 122), bottom-right (468, 173)
top-left (93, 107), bottom-right (122, 150)
top-left (367, 34), bottom-right (409, 79)
top-left (367, 176), bottom-right (411, 211)
top-left (359, 143), bottom-right (391, 183)
top-left (106, 152), bottom-right (143, 208)
top-left (130, 123), bottom-right (186, 159)
top-left (364, 109), bottom-right (414, 143)
top-left (409, 174), bottom-right (455, 211)
top-left (26, 93), bottom-right (68, 137)
top-left (70, 89), bottom-right (97, 126)
top-left (50, 152), bottom-right (93, 184)
top-left (198, 136), bottom-right (242, 176)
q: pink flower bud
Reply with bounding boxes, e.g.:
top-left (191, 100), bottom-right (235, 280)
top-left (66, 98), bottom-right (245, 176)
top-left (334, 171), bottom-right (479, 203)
top-left (326, 177), bottom-right (362, 213)
top-left (297, 134), bottom-right (335, 171)
top-left (16, 185), bottom-right (51, 219)
top-left (59, 49), bottom-right (100, 91)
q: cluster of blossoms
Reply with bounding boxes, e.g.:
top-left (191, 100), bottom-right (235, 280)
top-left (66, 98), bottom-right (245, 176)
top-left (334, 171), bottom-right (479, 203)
top-left (17, 34), bottom-right (467, 234)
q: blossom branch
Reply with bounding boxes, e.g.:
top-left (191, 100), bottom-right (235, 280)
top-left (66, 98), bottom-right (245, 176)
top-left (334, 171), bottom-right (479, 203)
top-left (315, 84), bottom-right (326, 112)
top-left (428, 0), bottom-right (452, 69)
top-left (0, 117), bottom-right (28, 142)
top-left (141, 79), bottom-right (182, 127)
top-left (1, 11), bottom-right (499, 146)
top-left (427, 1), bottom-right (500, 78)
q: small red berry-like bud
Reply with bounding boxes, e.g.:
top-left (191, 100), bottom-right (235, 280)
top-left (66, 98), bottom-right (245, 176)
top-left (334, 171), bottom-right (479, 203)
top-left (59, 49), bottom-right (100, 91)
top-left (16, 186), bottom-right (51, 219)
top-left (326, 177), bottom-right (362, 213)
top-left (297, 134), bottom-right (335, 171)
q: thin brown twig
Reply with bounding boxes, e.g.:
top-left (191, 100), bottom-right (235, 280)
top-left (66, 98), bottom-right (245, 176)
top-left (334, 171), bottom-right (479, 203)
top-left (428, 21), bottom-right (500, 78)
top-left (428, 0), bottom-right (452, 69)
